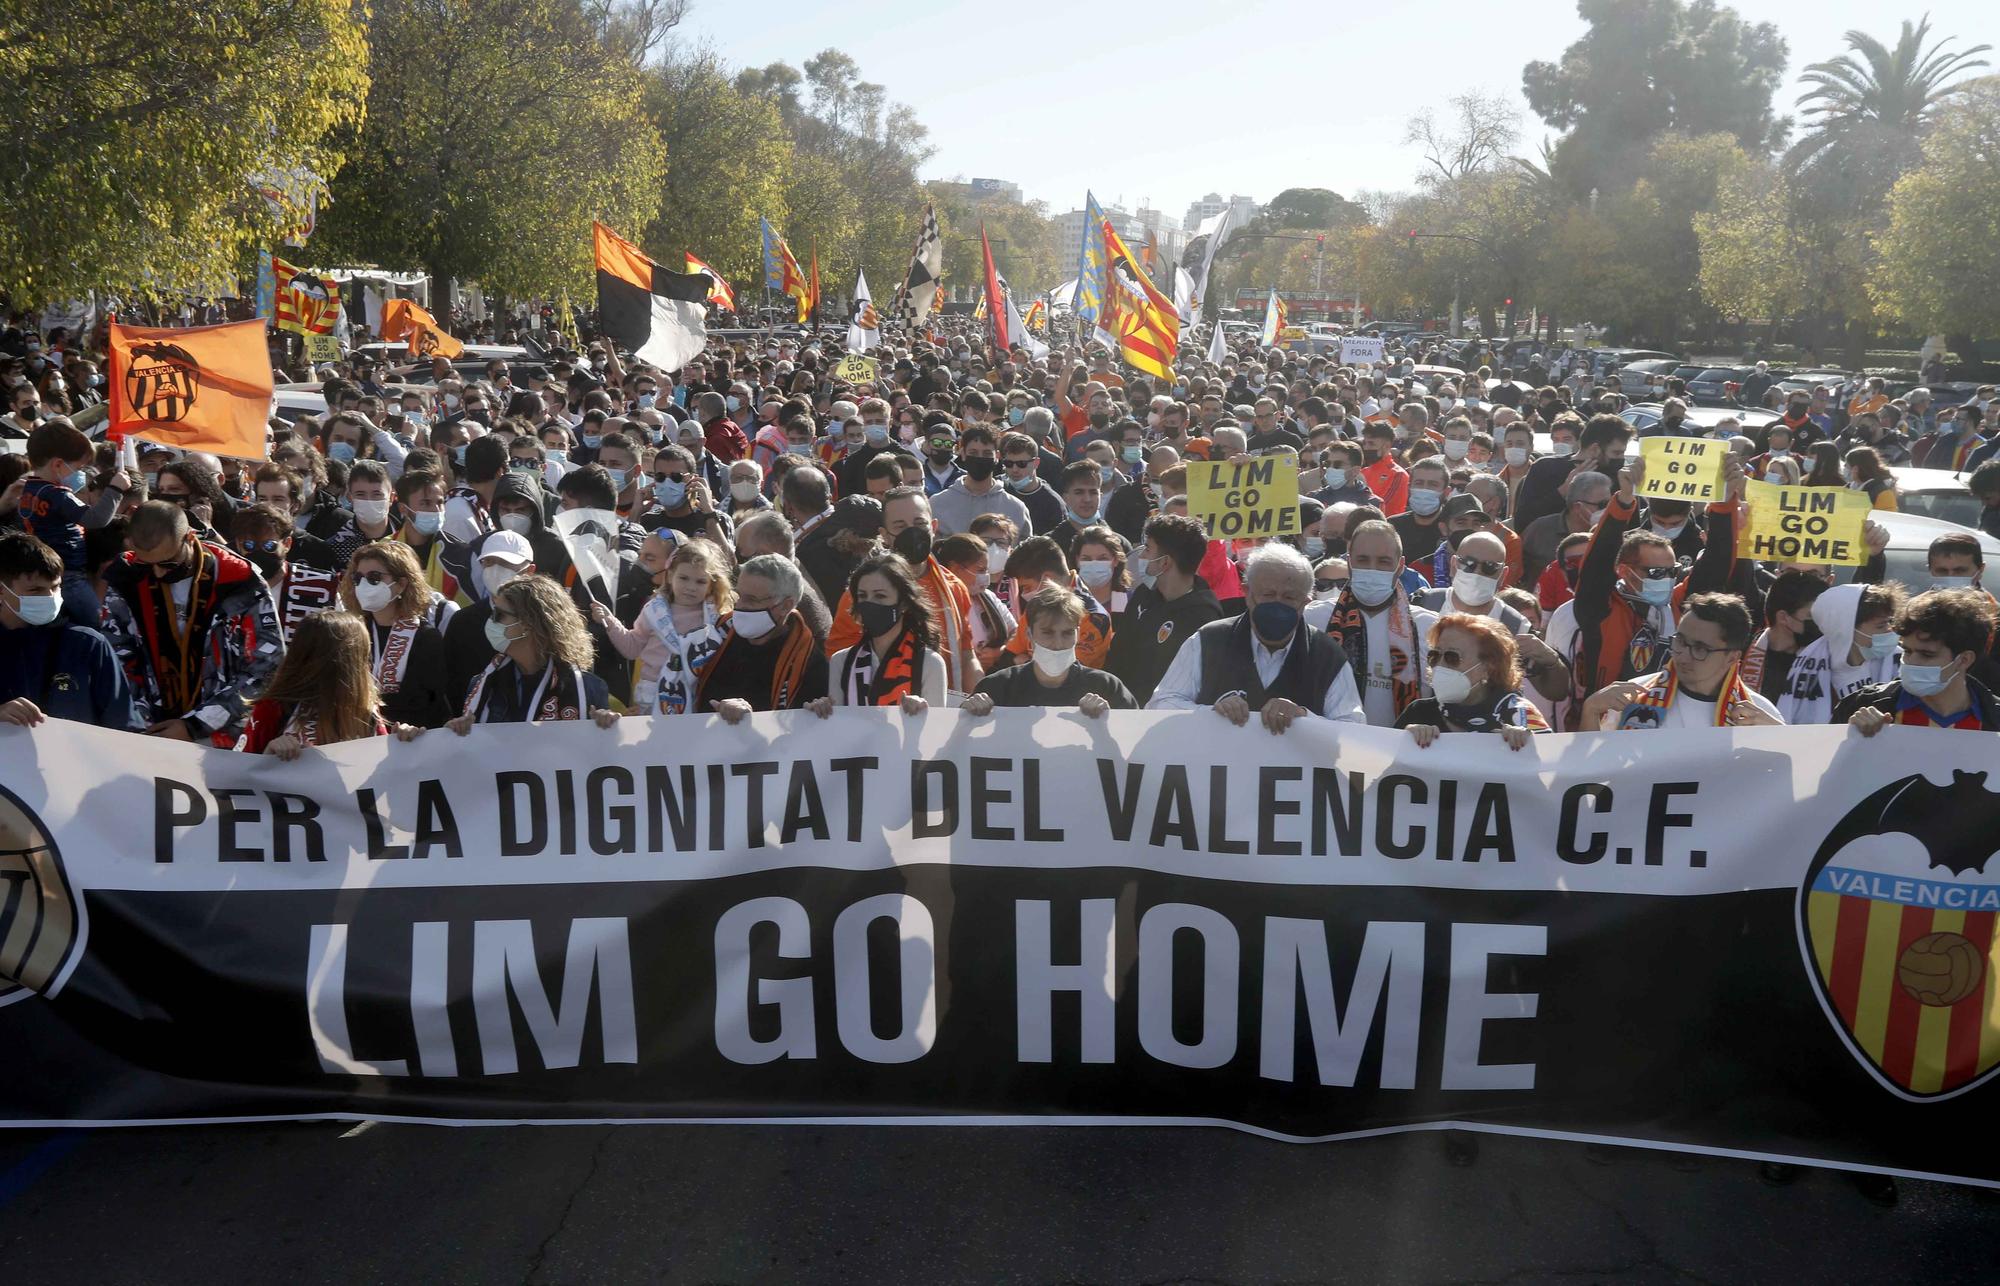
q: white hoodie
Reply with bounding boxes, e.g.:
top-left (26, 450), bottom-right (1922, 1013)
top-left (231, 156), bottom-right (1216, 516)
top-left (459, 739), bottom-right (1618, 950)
top-left (1778, 582), bottom-right (1900, 724)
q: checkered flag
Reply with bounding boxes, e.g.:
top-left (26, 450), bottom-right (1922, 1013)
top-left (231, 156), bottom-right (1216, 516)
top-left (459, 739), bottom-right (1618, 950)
top-left (898, 204), bottom-right (943, 330)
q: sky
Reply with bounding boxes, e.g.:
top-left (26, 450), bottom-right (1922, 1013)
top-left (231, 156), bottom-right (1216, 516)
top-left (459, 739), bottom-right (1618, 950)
top-left (677, 0), bottom-right (1994, 222)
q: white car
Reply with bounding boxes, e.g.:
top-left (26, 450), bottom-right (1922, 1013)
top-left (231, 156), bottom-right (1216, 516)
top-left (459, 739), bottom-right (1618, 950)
top-left (1887, 467), bottom-right (1981, 530)
top-left (1854, 509), bottom-right (2000, 589)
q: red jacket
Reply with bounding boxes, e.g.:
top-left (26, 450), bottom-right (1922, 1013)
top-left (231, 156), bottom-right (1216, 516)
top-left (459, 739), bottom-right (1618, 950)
top-left (703, 415), bottom-right (751, 463)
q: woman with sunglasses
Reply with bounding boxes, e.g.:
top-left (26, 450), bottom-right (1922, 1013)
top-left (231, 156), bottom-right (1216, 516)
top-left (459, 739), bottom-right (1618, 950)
top-left (341, 541), bottom-right (455, 728)
top-left (1397, 613), bottom-right (1550, 750)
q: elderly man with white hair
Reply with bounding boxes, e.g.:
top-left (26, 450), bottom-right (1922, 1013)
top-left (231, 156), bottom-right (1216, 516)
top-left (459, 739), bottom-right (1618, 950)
top-left (1146, 543), bottom-right (1363, 732)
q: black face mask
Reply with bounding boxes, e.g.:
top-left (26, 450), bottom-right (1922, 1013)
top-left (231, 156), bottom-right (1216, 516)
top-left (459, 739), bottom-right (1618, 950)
top-left (246, 549), bottom-right (285, 579)
top-left (893, 525), bottom-right (934, 566)
top-left (960, 457), bottom-right (998, 481)
top-left (1088, 410), bottom-right (1111, 429)
top-left (855, 598), bottom-right (902, 639)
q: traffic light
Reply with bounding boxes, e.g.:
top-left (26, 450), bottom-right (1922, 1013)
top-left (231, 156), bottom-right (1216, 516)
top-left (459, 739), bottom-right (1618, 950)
top-left (1504, 297), bottom-right (1513, 307)
top-left (1316, 234), bottom-right (1325, 246)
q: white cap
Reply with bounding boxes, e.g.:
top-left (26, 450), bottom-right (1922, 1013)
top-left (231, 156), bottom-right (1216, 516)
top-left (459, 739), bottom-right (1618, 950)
top-left (478, 530), bottom-right (535, 567)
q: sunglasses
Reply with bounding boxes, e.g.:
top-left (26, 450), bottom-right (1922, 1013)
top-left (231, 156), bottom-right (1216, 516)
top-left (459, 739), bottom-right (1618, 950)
top-left (654, 472), bottom-right (689, 483)
top-left (237, 539), bottom-right (283, 553)
top-left (1314, 579), bottom-right (1347, 594)
top-left (1003, 458), bottom-right (1036, 470)
top-left (1456, 555), bottom-right (1505, 577)
top-left (1426, 648), bottom-right (1477, 671)
top-left (355, 570), bottom-right (397, 586)
top-left (1634, 564), bottom-right (1676, 581)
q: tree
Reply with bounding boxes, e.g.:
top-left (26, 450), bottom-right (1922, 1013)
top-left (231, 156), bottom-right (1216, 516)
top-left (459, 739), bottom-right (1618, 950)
top-left (316, 0), bottom-right (664, 299)
top-left (1870, 80), bottom-right (2000, 339)
top-left (0, 0), bottom-right (368, 306)
top-left (1788, 18), bottom-right (1990, 207)
top-left (1260, 188), bottom-right (1372, 230)
top-left (1523, 0), bottom-right (1788, 193)
top-left (643, 47), bottom-right (792, 288)
top-left (1405, 93), bottom-right (1521, 187)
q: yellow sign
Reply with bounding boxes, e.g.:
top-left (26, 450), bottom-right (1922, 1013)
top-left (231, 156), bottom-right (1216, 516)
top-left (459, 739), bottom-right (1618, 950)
top-left (1639, 436), bottom-right (1725, 503)
top-left (1185, 457), bottom-right (1301, 538)
top-left (1737, 479), bottom-right (1871, 566)
top-left (833, 354), bottom-right (879, 384)
top-left (302, 333), bottom-right (343, 362)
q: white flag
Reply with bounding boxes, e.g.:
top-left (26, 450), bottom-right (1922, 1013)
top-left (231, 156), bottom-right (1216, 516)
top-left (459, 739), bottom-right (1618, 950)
top-left (1182, 206), bottom-right (1236, 322)
top-left (847, 270), bottom-right (881, 352)
top-left (1260, 287), bottom-right (1282, 348)
top-left (1208, 320), bottom-right (1228, 365)
top-left (1002, 289), bottom-right (1049, 361)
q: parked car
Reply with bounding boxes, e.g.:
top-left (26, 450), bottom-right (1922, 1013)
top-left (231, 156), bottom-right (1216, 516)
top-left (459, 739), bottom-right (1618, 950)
top-left (1588, 347), bottom-right (1682, 376)
top-left (1852, 509), bottom-right (2000, 590)
top-left (1615, 358), bottom-right (1682, 398)
top-left (1887, 467), bottom-right (1982, 530)
top-left (1686, 366), bottom-right (1793, 407)
top-left (1620, 402), bottom-right (1781, 436)
top-left (1774, 369), bottom-right (1853, 397)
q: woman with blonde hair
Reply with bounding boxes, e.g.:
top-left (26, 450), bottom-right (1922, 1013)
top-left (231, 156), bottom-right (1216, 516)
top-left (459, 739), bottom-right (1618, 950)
top-left (592, 537), bottom-right (733, 714)
top-left (447, 574), bottom-right (620, 731)
top-left (238, 612), bottom-right (390, 759)
top-left (341, 540), bottom-right (455, 728)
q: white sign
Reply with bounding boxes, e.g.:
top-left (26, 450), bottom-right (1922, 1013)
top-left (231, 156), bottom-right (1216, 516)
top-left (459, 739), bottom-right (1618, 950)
top-left (1339, 337), bottom-right (1385, 366)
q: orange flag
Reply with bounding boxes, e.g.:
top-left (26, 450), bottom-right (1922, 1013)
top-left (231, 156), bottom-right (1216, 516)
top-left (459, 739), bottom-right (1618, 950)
top-left (108, 319), bottom-right (273, 459)
top-left (380, 299), bottom-right (465, 358)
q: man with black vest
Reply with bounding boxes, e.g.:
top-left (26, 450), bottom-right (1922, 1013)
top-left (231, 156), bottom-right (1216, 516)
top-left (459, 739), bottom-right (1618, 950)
top-left (1147, 543), bottom-right (1364, 731)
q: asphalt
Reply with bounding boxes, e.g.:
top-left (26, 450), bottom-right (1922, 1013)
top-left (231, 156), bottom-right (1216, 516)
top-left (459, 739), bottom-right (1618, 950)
top-left (0, 1124), bottom-right (1994, 1283)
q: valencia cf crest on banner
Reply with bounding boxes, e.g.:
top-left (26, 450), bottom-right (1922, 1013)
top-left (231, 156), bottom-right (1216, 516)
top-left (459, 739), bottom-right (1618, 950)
top-left (1799, 770), bottom-right (2000, 1101)
top-left (271, 256), bottom-right (342, 336)
top-left (108, 318), bottom-right (274, 459)
top-left (0, 784), bottom-right (85, 1007)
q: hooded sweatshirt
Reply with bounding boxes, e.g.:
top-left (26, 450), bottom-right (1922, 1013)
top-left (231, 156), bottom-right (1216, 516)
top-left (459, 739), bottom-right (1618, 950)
top-left (1778, 583), bottom-right (1900, 724)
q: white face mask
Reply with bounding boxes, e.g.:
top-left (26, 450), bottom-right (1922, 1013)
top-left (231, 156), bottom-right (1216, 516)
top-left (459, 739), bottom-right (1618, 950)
top-left (482, 565), bottom-right (520, 598)
top-left (730, 479), bottom-right (761, 502)
top-left (1504, 446), bottom-right (1529, 467)
top-left (1031, 643), bottom-right (1076, 676)
top-left (1550, 441), bottom-right (1577, 458)
top-left (1451, 569), bottom-right (1499, 606)
top-left (351, 498), bottom-right (391, 527)
top-left (1431, 664), bottom-right (1479, 705)
top-left (354, 579), bottom-right (397, 613)
top-left (499, 513), bottom-right (533, 534)
top-left (986, 543), bottom-right (1010, 575)
top-left (732, 607), bottom-right (778, 639)
top-left (1077, 559), bottom-right (1114, 587)
top-left (1442, 438), bottom-right (1470, 460)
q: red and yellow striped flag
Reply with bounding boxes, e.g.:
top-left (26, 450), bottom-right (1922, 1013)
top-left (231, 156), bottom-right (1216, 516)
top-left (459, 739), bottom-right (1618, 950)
top-left (1099, 220), bottom-right (1180, 379)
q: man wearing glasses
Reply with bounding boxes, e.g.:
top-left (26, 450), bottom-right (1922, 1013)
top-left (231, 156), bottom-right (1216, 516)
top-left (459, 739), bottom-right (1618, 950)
top-left (1581, 593), bottom-right (1784, 730)
top-left (997, 432), bottom-right (1065, 536)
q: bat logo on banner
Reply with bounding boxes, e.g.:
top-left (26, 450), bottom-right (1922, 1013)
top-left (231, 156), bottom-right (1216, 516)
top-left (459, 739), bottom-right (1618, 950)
top-left (0, 785), bottom-right (85, 1008)
top-left (1797, 770), bottom-right (2000, 1101)
top-left (123, 342), bottom-right (201, 424)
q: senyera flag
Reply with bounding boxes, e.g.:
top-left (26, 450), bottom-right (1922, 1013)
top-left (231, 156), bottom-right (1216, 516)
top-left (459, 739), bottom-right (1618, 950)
top-left (379, 299), bottom-right (464, 359)
top-left (107, 318), bottom-right (272, 459)
top-left (596, 222), bottom-right (711, 370)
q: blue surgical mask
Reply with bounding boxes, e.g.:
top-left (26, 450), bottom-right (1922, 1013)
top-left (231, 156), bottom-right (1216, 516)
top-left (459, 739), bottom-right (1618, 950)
top-left (865, 424), bottom-right (890, 446)
top-left (328, 441), bottom-right (357, 463)
top-left (452, 445), bottom-right (468, 466)
top-left (654, 477), bottom-right (687, 508)
top-left (1008, 407), bottom-right (1026, 425)
top-left (1860, 630), bottom-right (1899, 660)
top-left (1005, 474), bottom-right (1035, 494)
top-left (1900, 660), bottom-right (1958, 697)
top-left (545, 449), bottom-right (567, 466)
top-left (1122, 446), bottom-right (1144, 464)
top-left (607, 467), bottom-right (629, 491)
top-left (1322, 468), bottom-right (1347, 490)
top-left (64, 468), bottom-right (88, 492)
top-left (411, 511), bottom-right (444, 535)
top-left (1303, 536), bottom-right (1325, 559)
top-left (583, 434), bottom-right (602, 449)
top-left (1638, 577), bottom-right (1674, 607)
top-left (724, 395), bottom-right (741, 413)
top-left (1931, 576), bottom-right (1976, 591)
top-left (637, 393), bottom-right (657, 410)
top-left (1251, 600), bottom-right (1300, 639)
top-left (785, 442), bottom-right (812, 456)
top-left (8, 586), bottom-right (61, 627)
top-left (1407, 487), bottom-right (1443, 516)
top-left (1349, 568), bottom-right (1397, 606)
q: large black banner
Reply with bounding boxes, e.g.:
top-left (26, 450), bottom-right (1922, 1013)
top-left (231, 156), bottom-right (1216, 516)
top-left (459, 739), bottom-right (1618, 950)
top-left (2, 716), bottom-right (1996, 1188)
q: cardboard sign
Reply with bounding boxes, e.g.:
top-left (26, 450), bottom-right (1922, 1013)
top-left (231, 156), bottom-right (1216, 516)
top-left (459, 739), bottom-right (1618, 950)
top-left (1736, 479), bottom-right (1871, 566)
top-left (302, 333), bottom-right (342, 362)
top-left (833, 354), bottom-right (879, 384)
top-left (1339, 336), bottom-right (1385, 366)
top-left (1639, 436), bottom-right (1725, 503)
top-left (1185, 457), bottom-right (1301, 538)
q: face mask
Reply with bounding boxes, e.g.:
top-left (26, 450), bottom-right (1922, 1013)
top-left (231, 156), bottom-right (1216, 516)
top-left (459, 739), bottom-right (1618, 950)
top-left (1652, 520), bottom-right (1687, 541)
top-left (444, 394), bottom-right (462, 410)
top-left (1098, 466), bottom-right (1118, 488)
top-left (1408, 488), bottom-right (1443, 516)
top-left (1452, 569), bottom-right (1500, 605)
top-left (1321, 468), bottom-right (1347, 490)
top-left (483, 617), bottom-right (522, 652)
top-left (731, 607), bottom-right (777, 640)
top-left (1900, 660), bottom-right (1959, 697)
top-left (637, 393), bottom-right (657, 410)
top-left (404, 510), bottom-right (442, 536)
top-left (1005, 474), bottom-right (1036, 494)
top-left (328, 441), bottom-right (358, 463)
top-left (1349, 568), bottom-right (1397, 607)
top-left (785, 442), bottom-right (813, 457)
top-left (1311, 581), bottom-right (1344, 602)
top-left (63, 467), bottom-right (88, 492)
top-left (1077, 559), bottom-right (1115, 587)
top-left (893, 525), bottom-right (934, 565)
top-left (1121, 446), bottom-right (1145, 466)
top-left (865, 424), bottom-right (890, 447)
top-left (7, 587), bottom-right (61, 627)
top-left (1550, 441), bottom-right (1577, 458)
top-left (1302, 536), bottom-right (1326, 559)
top-left (730, 479), bottom-right (761, 503)
top-left (986, 543), bottom-right (1011, 576)
top-left (1860, 631), bottom-right (1899, 660)
top-left (1931, 575), bottom-right (1977, 591)
top-left (1031, 643), bottom-right (1076, 676)
top-left (1763, 472), bottom-right (1786, 485)
top-left (1441, 439), bottom-right (1470, 460)
top-left (1008, 408), bottom-right (1026, 426)
top-left (855, 598), bottom-right (902, 638)
top-left (653, 478), bottom-right (687, 509)
top-left (1250, 600), bottom-right (1300, 639)
top-left (352, 498), bottom-right (391, 527)
top-left (354, 579), bottom-right (397, 612)
top-left (1504, 446), bottom-right (1529, 467)
top-left (961, 457), bottom-right (998, 481)
top-left (1133, 553), bottom-right (1165, 589)
top-left (724, 395), bottom-right (741, 414)
top-left (1431, 664), bottom-right (1479, 705)
top-left (1634, 577), bottom-right (1674, 607)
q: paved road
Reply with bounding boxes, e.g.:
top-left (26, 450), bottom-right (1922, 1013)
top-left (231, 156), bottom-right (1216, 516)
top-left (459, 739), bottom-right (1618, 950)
top-left (0, 1124), bottom-right (1993, 1282)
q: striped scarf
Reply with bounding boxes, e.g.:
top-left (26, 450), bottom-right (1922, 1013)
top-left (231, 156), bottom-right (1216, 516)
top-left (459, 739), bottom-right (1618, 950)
top-left (840, 627), bottom-right (924, 706)
top-left (1631, 661), bottom-right (1750, 726)
top-left (1326, 585), bottom-right (1422, 717)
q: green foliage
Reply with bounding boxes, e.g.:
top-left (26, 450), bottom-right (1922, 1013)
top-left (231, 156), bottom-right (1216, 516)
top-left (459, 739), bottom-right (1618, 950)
top-left (316, 0), bottom-right (665, 298)
top-left (643, 50), bottom-right (791, 288)
top-left (1870, 81), bottom-right (2000, 337)
top-left (0, 0), bottom-right (368, 307)
top-left (1261, 189), bottom-right (1371, 231)
top-left (1523, 0), bottom-right (1788, 193)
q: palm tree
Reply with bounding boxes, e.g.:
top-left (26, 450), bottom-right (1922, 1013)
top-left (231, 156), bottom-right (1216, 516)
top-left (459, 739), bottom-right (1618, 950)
top-left (1788, 17), bottom-right (1990, 171)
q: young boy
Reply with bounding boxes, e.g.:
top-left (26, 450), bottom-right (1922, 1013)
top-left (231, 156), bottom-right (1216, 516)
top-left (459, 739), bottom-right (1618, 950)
top-left (18, 420), bottom-right (131, 626)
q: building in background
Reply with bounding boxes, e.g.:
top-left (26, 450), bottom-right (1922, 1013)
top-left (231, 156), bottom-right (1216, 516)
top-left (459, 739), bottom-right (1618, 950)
top-left (934, 177), bottom-right (1025, 205)
top-left (1182, 193), bottom-right (1260, 234)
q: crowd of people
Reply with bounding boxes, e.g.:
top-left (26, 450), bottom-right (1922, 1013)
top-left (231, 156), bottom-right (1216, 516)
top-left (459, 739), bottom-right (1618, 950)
top-left (1, 312), bottom-right (1997, 757)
